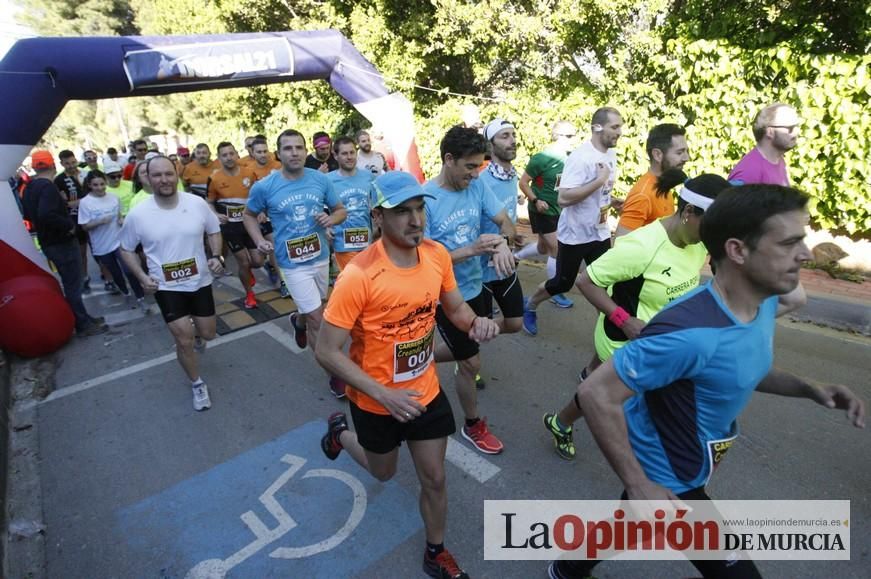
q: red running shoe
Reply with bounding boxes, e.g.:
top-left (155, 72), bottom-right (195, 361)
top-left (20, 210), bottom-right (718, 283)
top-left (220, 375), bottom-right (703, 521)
top-left (423, 549), bottom-right (470, 579)
top-left (461, 417), bottom-right (503, 454)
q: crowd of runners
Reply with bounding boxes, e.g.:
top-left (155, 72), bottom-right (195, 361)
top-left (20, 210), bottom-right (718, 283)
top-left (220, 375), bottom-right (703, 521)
top-left (17, 103), bottom-right (865, 579)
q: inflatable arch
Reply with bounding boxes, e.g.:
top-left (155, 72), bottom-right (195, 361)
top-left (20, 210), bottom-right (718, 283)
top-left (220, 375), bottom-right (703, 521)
top-left (0, 30), bottom-right (423, 356)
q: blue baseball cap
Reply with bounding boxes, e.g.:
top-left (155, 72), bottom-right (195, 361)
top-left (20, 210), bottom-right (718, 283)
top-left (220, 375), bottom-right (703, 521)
top-left (371, 171), bottom-right (434, 209)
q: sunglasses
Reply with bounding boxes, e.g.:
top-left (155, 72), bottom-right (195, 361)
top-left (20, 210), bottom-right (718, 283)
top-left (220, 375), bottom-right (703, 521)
top-left (107, 173), bottom-right (122, 178)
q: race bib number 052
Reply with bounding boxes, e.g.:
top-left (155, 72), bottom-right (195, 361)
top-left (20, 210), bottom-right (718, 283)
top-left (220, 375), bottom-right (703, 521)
top-left (343, 227), bottom-right (370, 250)
top-left (393, 328), bottom-right (435, 383)
top-left (285, 233), bottom-right (322, 263)
top-left (161, 257), bottom-right (199, 283)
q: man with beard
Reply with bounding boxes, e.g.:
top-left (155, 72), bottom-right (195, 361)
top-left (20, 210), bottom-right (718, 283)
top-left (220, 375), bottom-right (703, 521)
top-left (729, 103), bottom-right (799, 187)
top-left (304, 131), bottom-right (339, 173)
top-left (181, 143), bottom-right (217, 199)
top-left (523, 107), bottom-right (623, 336)
top-left (615, 123), bottom-right (690, 237)
top-left (54, 149), bottom-right (93, 292)
top-left (355, 129), bottom-right (388, 176)
top-left (120, 156), bottom-right (224, 411)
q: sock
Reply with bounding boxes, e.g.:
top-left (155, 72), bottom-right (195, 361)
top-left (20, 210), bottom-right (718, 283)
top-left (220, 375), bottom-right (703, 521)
top-left (426, 542), bottom-right (445, 557)
top-left (191, 378), bottom-right (204, 387)
top-left (514, 242), bottom-right (541, 260)
top-left (546, 256), bottom-right (557, 279)
top-left (465, 417), bottom-right (480, 428)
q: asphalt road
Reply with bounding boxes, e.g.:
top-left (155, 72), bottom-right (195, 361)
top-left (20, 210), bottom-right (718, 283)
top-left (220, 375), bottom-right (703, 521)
top-left (28, 263), bottom-right (871, 579)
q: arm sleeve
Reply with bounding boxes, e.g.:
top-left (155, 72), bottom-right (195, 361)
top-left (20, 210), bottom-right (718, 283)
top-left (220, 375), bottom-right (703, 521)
top-left (617, 191), bottom-right (651, 231)
top-left (480, 181), bottom-right (503, 221)
top-left (200, 198), bottom-right (221, 234)
top-left (727, 156), bottom-right (755, 185)
top-left (246, 182), bottom-right (266, 214)
top-left (612, 328), bottom-right (715, 393)
top-left (119, 213), bottom-right (139, 252)
top-left (323, 265), bottom-right (367, 330)
top-left (77, 198), bottom-right (92, 225)
top-left (524, 153), bottom-right (542, 178)
top-left (558, 151), bottom-right (589, 189)
top-left (324, 177), bottom-right (341, 209)
top-left (586, 231), bottom-right (652, 288)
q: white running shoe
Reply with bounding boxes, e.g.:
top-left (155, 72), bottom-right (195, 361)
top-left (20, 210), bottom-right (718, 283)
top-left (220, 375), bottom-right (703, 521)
top-left (192, 382), bottom-right (212, 411)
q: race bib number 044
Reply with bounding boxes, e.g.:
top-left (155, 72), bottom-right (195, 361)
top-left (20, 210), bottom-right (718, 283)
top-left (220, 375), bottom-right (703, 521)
top-left (285, 233), bottom-right (322, 263)
top-left (161, 257), bottom-right (199, 283)
top-left (393, 328), bottom-right (435, 383)
top-left (343, 227), bottom-right (370, 250)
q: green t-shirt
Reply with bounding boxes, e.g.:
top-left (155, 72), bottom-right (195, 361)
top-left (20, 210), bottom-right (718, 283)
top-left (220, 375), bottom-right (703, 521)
top-left (128, 190), bottom-right (151, 210)
top-left (523, 144), bottom-right (567, 217)
top-left (107, 180), bottom-right (134, 216)
top-left (587, 220), bottom-right (708, 361)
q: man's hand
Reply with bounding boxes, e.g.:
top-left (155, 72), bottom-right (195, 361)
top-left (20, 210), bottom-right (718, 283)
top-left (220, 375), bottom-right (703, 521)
top-left (207, 257), bottom-right (224, 275)
top-left (595, 162), bottom-right (610, 184)
top-left (491, 241), bottom-right (516, 278)
top-left (256, 212), bottom-right (269, 224)
top-left (809, 384), bottom-right (866, 428)
top-left (624, 479), bottom-right (690, 520)
top-left (314, 212), bottom-right (332, 228)
top-left (469, 316), bottom-right (500, 343)
top-left (621, 317), bottom-right (646, 340)
top-left (533, 199), bottom-right (549, 213)
top-left (377, 388), bottom-right (427, 423)
top-left (319, 163), bottom-right (330, 174)
top-left (256, 239), bottom-right (274, 254)
top-left (472, 233), bottom-right (503, 256)
top-left (610, 197), bottom-right (625, 212)
top-left (139, 276), bottom-right (160, 294)
top-left (217, 213), bottom-right (229, 225)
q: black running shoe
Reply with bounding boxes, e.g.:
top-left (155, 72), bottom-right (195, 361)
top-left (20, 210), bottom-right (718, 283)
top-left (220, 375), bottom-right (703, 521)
top-left (321, 412), bottom-right (348, 460)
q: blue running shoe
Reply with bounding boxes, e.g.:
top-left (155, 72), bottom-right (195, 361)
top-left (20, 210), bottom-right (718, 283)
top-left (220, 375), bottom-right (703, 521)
top-left (522, 297), bottom-right (538, 336)
top-left (549, 293), bottom-right (574, 308)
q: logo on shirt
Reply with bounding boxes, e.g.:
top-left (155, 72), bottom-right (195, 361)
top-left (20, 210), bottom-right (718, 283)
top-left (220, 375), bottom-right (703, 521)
top-left (661, 267), bottom-right (672, 277)
top-left (455, 223), bottom-right (471, 245)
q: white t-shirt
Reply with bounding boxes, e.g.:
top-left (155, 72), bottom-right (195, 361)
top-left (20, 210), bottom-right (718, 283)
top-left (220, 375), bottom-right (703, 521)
top-left (119, 193), bottom-right (221, 292)
top-left (78, 193), bottom-right (122, 256)
top-left (356, 150), bottom-right (387, 176)
top-left (556, 140), bottom-right (617, 244)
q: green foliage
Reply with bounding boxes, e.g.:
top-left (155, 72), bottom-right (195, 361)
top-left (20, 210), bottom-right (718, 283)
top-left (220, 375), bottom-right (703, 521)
top-left (15, 0), bottom-right (138, 36)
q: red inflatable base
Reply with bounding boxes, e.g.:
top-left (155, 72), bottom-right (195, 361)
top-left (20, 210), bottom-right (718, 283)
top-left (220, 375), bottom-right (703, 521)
top-left (0, 275), bottom-right (75, 357)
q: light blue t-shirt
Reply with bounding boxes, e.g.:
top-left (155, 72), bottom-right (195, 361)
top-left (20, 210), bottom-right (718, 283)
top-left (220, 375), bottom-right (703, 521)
top-left (423, 177), bottom-right (503, 300)
top-left (327, 169), bottom-right (375, 253)
top-left (246, 168), bottom-right (340, 269)
top-left (612, 282), bottom-right (778, 494)
top-left (477, 169), bottom-right (518, 283)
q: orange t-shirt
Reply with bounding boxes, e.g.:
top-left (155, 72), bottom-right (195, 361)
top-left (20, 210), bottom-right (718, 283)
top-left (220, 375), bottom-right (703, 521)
top-left (207, 167), bottom-right (258, 222)
top-left (617, 171), bottom-right (675, 231)
top-left (323, 239), bottom-right (458, 414)
top-left (181, 160), bottom-right (218, 198)
top-left (249, 158), bottom-right (281, 180)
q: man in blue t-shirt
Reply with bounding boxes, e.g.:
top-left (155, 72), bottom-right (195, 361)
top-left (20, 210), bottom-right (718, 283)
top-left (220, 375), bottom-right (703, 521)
top-left (548, 185), bottom-right (865, 579)
top-left (327, 136), bottom-right (376, 271)
top-left (424, 125), bottom-right (516, 455)
top-left (477, 118), bottom-right (525, 335)
top-left (243, 130), bottom-right (347, 393)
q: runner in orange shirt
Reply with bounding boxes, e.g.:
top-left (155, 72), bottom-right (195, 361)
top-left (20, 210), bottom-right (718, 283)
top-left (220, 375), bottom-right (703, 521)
top-left (207, 141), bottom-right (265, 309)
top-left (180, 143), bottom-right (217, 199)
top-left (237, 135), bottom-right (257, 170)
top-left (317, 171), bottom-right (499, 579)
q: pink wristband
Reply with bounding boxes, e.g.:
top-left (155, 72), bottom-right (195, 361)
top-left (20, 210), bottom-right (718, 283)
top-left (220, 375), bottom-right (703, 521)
top-left (608, 307), bottom-right (630, 328)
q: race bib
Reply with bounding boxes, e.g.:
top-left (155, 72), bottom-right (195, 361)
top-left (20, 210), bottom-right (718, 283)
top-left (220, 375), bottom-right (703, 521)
top-left (393, 328), bottom-right (435, 383)
top-left (225, 204), bottom-right (245, 223)
top-left (705, 430), bottom-right (738, 484)
top-left (161, 257), bottom-right (199, 284)
top-left (285, 233), bottom-right (322, 263)
top-left (343, 227), bottom-right (370, 250)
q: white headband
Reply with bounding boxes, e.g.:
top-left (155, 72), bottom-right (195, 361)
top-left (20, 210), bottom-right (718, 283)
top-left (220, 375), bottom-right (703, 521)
top-left (484, 118), bottom-right (515, 141)
top-left (678, 185), bottom-right (714, 211)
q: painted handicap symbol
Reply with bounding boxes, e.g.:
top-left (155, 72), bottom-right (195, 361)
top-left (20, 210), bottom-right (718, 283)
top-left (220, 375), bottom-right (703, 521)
top-left (185, 453), bottom-right (366, 579)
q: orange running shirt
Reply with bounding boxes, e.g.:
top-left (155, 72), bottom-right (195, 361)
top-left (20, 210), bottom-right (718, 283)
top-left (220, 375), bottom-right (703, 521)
top-left (250, 158), bottom-right (282, 180)
top-left (181, 161), bottom-right (218, 198)
top-left (617, 171), bottom-right (675, 231)
top-left (207, 168), bottom-right (258, 222)
top-left (324, 239), bottom-right (458, 415)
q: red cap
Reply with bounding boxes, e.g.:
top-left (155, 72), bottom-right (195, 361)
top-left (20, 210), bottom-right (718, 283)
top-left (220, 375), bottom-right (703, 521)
top-left (177, 146), bottom-right (190, 156)
top-left (31, 150), bottom-right (55, 171)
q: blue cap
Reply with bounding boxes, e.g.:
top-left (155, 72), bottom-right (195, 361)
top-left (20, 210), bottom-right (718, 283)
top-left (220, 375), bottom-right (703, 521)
top-left (371, 171), bottom-right (434, 209)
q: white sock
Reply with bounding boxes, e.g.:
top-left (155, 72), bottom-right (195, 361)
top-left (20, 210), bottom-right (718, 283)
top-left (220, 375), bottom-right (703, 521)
top-left (191, 378), bottom-right (204, 387)
top-left (514, 242), bottom-right (541, 260)
top-left (547, 257), bottom-right (557, 279)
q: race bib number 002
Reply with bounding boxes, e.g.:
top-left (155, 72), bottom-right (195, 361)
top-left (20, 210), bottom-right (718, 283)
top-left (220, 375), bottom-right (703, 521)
top-left (343, 227), bottom-right (370, 250)
top-left (161, 257), bottom-right (199, 283)
top-left (393, 328), bottom-right (435, 383)
top-left (285, 233), bottom-right (322, 263)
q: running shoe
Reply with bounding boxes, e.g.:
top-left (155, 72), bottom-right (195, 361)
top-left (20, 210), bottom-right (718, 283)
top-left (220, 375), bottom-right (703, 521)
top-left (193, 335), bottom-right (206, 355)
top-left (244, 291), bottom-right (257, 309)
top-left (192, 382), bottom-right (212, 411)
top-left (321, 411), bottom-right (348, 460)
top-left (138, 298), bottom-right (151, 314)
top-left (279, 281), bottom-right (290, 298)
top-left (329, 376), bottom-right (347, 399)
top-left (88, 315), bottom-right (106, 325)
top-left (522, 297), bottom-right (538, 336)
top-left (549, 293), bottom-right (574, 308)
top-left (461, 418), bottom-right (503, 454)
top-left (77, 322), bottom-right (109, 337)
top-left (547, 560), bottom-right (597, 579)
top-left (289, 312), bottom-right (307, 349)
top-left (543, 413), bottom-right (575, 460)
top-left (423, 549), bottom-right (470, 579)
top-left (265, 263), bottom-right (280, 285)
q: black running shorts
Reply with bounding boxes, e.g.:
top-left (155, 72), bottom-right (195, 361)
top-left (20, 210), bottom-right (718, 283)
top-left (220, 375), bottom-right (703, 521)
top-left (483, 272), bottom-right (524, 319)
top-left (435, 291), bottom-right (487, 361)
top-left (154, 284), bottom-right (216, 324)
top-left (350, 389), bottom-right (456, 454)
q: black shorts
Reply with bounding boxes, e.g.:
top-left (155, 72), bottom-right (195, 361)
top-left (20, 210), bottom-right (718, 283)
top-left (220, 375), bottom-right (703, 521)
top-left (350, 389), bottom-right (456, 454)
top-left (435, 291), bottom-right (487, 361)
top-left (545, 239), bottom-right (610, 296)
top-left (528, 210), bottom-right (559, 235)
top-left (483, 272), bottom-right (524, 319)
top-left (221, 222), bottom-right (256, 254)
top-left (154, 284), bottom-right (216, 324)
top-left (259, 220), bottom-right (274, 237)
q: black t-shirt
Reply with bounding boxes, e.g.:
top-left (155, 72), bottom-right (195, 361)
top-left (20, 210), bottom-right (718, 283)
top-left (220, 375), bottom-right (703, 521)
top-left (22, 178), bottom-right (75, 247)
top-left (53, 171), bottom-right (86, 216)
top-left (304, 154), bottom-right (339, 172)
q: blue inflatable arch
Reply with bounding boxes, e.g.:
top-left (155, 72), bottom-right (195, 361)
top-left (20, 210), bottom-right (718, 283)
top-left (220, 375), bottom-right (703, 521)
top-left (0, 30), bottom-right (422, 288)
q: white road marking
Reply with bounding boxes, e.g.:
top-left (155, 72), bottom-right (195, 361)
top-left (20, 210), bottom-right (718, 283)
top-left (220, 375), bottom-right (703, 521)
top-left (445, 437), bottom-right (501, 483)
top-left (261, 322), bottom-right (304, 354)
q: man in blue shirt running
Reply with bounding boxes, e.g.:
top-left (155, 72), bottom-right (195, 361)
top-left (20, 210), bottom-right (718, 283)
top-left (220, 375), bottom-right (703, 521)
top-left (548, 184), bottom-right (865, 579)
